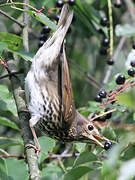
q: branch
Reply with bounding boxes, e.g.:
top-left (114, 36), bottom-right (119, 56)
top-left (22, 0), bottom-right (29, 74)
top-left (0, 9), bottom-right (24, 28)
top-left (7, 60), bottom-right (40, 180)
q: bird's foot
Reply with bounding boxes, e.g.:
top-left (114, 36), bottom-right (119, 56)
top-left (25, 143), bottom-right (40, 157)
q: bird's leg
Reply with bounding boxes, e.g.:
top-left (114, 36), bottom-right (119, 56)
top-left (28, 117), bottom-right (41, 156)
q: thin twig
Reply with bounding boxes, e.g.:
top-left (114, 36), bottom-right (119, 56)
top-left (49, 153), bottom-right (80, 159)
top-left (0, 9), bottom-right (24, 27)
top-left (90, 108), bottom-right (117, 121)
top-left (0, 154), bottom-right (25, 158)
top-left (57, 158), bottom-right (67, 173)
top-left (0, 153), bottom-right (80, 159)
top-left (0, 69), bottom-right (23, 79)
top-left (61, 144), bottom-right (73, 155)
top-left (108, 0), bottom-right (113, 57)
top-left (0, 2), bottom-right (45, 15)
top-left (0, 148), bottom-right (9, 156)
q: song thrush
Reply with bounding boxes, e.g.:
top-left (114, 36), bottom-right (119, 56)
top-left (25, 4), bottom-right (111, 152)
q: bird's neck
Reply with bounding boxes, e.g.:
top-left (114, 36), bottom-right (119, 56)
top-left (68, 111), bottom-right (88, 140)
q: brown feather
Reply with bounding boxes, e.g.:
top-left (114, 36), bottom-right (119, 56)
top-left (61, 45), bottom-right (75, 123)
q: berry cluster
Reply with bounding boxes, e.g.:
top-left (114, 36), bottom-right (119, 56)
top-left (94, 60), bottom-right (135, 122)
top-left (56, 0), bottom-right (76, 8)
top-left (95, 89), bottom-right (107, 103)
top-left (39, 25), bottom-right (51, 47)
top-left (99, 18), bottom-right (115, 65)
top-left (94, 0), bottom-right (135, 124)
top-left (99, 17), bottom-right (110, 57)
top-left (38, 0), bottom-right (76, 47)
top-left (99, 1), bottom-right (123, 64)
top-left (116, 60), bottom-right (135, 85)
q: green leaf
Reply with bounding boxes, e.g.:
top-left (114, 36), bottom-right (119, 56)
top-left (73, 151), bottom-right (97, 167)
top-left (0, 32), bottom-right (23, 51)
top-left (101, 126), bottom-right (117, 141)
top-left (62, 166), bottom-right (93, 180)
top-left (117, 89), bottom-right (135, 110)
top-left (41, 165), bottom-right (63, 180)
top-left (75, 143), bottom-right (86, 153)
top-left (74, 5), bottom-right (99, 37)
top-left (0, 158), bottom-right (8, 180)
top-left (0, 42), bottom-right (7, 55)
top-left (100, 0), bottom-right (107, 8)
top-left (88, 101), bottom-right (104, 113)
top-left (0, 117), bottom-right (20, 130)
top-left (0, 85), bottom-right (17, 115)
top-left (39, 136), bottom-right (55, 153)
top-left (0, 137), bottom-right (23, 148)
top-left (101, 161), bottom-right (118, 180)
top-left (6, 158), bottom-right (29, 180)
top-left (12, 50), bottom-right (34, 61)
top-left (26, 10), bottom-right (57, 31)
top-left (115, 24), bottom-right (135, 37)
top-left (38, 136), bottom-right (55, 164)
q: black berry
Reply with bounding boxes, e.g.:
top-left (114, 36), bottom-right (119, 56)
top-left (105, 108), bottom-right (112, 119)
top-left (88, 125), bottom-right (94, 131)
top-left (116, 74), bottom-right (126, 85)
top-left (131, 60), bottom-right (135, 67)
top-left (102, 38), bottom-right (110, 47)
top-left (99, 89), bottom-right (107, 98)
top-left (39, 40), bottom-right (45, 47)
top-left (128, 68), bottom-right (135, 77)
top-left (95, 94), bottom-right (102, 103)
top-left (132, 42), bottom-right (135, 49)
top-left (107, 59), bottom-right (114, 65)
top-left (54, 15), bottom-right (60, 22)
top-left (56, 0), bottom-right (64, 8)
top-left (113, 118), bottom-right (120, 124)
top-left (100, 48), bottom-right (108, 55)
top-left (98, 28), bottom-right (105, 35)
top-left (68, 0), bottom-right (76, 6)
top-left (104, 141), bottom-right (112, 150)
top-left (100, 17), bottom-right (108, 26)
top-left (114, 1), bottom-right (121, 8)
top-left (39, 34), bottom-right (47, 41)
top-left (42, 25), bottom-right (51, 34)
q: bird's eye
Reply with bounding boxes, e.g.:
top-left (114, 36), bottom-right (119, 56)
top-left (88, 125), bottom-right (94, 131)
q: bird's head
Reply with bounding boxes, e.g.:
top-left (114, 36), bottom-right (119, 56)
top-left (70, 111), bottom-right (111, 150)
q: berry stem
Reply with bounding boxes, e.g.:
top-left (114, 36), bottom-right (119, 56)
top-left (107, 0), bottom-right (113, 57)
top-left (90, 108), bottom-right (116, 121)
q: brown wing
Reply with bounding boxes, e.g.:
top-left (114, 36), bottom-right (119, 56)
top-left (61, 45), bottom-right (76, 123)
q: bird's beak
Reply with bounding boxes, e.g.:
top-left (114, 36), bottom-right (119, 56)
top-left (89, 133), bottom-right (110, 148)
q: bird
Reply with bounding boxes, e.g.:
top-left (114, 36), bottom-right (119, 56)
top-left (25, 4), bottom-right (111, 153)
